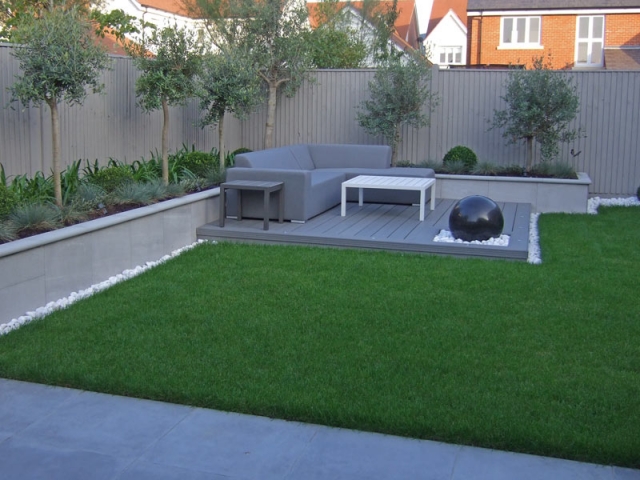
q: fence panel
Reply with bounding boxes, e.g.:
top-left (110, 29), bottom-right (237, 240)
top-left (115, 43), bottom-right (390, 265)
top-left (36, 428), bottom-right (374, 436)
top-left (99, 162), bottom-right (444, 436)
top-left (0, 46), bottom-right (240, 179)
top-left (1, 41), bottom-right (638, 197)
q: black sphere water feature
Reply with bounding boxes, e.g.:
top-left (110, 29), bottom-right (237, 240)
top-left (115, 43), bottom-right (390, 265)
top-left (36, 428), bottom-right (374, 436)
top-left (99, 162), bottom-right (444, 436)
top-left (448, 195), bottom-right (504, 242)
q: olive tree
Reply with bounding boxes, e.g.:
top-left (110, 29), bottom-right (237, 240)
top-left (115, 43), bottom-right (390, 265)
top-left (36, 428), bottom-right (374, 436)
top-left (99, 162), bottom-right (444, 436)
top-left (490, 56), bottom-right (583, 169)
top-left (356, 52), bottom-right (438, 166)
top-left (188, 0), bottom-right (314, 150)
top-left (128, 25), bottom-right (203, 184)
top-left (8, 6), bottom-right (110, 206)
top-left (197, 50), bottom-right (264, 168)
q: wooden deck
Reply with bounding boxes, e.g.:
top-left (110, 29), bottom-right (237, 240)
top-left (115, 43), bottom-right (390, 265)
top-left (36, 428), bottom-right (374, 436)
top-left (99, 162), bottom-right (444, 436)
top-left (197, 199), bottom-right (532, 261)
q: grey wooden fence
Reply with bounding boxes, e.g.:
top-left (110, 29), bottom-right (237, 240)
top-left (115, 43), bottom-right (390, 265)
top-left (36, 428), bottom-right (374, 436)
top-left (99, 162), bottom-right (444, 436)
top-left (0, 45), bottom-right (240, 179)
top-left (1, 42), bottom-right (638, 196)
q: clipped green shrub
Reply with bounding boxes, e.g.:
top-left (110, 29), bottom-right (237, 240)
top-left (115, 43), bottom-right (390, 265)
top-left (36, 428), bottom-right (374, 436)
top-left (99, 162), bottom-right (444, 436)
top-left (181, 151), bottom-right (217, 177)
top-left (232, 147), bottom-right (252, 155)
top-left (0, 183), bottom-right (18, 218)
top-left (88, 166), bottom-right (134, 193)
top-left (443, 146), bottom-right (478, 171)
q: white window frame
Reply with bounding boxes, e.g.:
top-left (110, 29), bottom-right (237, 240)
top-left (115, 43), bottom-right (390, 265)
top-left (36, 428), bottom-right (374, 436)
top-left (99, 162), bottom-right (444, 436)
top-left (499, 16), bottom-right (543, 49)
top-left (438, 46), bottom-right (463, 65)
top-left (575, 15), bottom-right (605, 67)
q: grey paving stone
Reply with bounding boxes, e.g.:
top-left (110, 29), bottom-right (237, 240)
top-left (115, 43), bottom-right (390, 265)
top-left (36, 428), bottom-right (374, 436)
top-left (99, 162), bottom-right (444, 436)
top-left (614, 467), bottom-right (640, 479)
top-left (0, 437), bottom-right (126, 480)
top-left (142, 408), bottom-right (318, 478)
top-left (16, 389), bottom-right (192, 459)
top-left (118, 460), bottom-right (229, 480)
top-left (285, 426), bottom-right (460, 480)
top-left (452, 445), bottom-right (615, 480)
top-left (0, 379), bottom-right (78, 438)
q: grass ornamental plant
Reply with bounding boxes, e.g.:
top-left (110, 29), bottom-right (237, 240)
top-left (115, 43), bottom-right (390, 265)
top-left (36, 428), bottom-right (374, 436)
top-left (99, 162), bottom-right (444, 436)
top-left (1, 207), bottom-right (639, 468)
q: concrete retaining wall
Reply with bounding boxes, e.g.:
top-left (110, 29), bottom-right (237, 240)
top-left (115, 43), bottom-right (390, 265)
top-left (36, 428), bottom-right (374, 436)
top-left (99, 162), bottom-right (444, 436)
top-left (0, 189), bottom-right (220, 324)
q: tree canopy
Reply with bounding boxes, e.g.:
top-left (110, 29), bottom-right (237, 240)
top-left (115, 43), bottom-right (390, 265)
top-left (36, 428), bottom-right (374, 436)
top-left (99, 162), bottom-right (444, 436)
top-left (8, 5), bottom-right (110, 205)
top-left (357, 52), bottom-right (438, 166)
top-left (490, 56), bottom-right (583, 169)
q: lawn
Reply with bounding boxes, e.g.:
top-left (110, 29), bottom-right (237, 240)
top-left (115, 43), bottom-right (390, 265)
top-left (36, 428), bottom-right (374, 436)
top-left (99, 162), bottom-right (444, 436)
top-left (0, 207), bottom-right (638, 468)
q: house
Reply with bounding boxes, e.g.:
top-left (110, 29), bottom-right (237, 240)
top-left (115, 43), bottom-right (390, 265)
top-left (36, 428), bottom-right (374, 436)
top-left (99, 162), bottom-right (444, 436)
top-left (306, 0), bottom-right (422, 63)
top-left (466, 0), bottom-right (640, 69)
top-left (420, 0), bottom-right (468, 67)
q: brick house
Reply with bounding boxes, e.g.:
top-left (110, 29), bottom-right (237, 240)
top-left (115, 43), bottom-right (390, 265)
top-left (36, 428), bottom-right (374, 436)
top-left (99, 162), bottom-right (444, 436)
top-left (467, 0), bottom-right (640, 69)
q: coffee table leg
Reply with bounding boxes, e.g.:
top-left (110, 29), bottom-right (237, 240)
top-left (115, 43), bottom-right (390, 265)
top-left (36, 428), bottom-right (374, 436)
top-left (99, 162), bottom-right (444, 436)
top-left (430, 183), bottom-right (436, 210)
top-left (341, 184), bottom-right (347, 216)
top-left (358, 188), bottom-right (363, 206)
top-left (419, 189), bottom-right (425, 221)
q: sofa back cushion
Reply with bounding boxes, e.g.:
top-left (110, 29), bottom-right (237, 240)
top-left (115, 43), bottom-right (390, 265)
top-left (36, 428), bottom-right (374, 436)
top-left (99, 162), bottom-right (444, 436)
top-left (234, 145), bottom-right (315, 170)
top-left (308, 144), bottom-right (391, 169)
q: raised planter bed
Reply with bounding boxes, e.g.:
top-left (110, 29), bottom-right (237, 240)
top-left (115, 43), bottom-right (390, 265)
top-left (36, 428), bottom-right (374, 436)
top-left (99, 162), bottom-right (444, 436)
top-left (0, 189), bottom-right (220, 324)
top-left (435, 172), bottom-right (591, 213)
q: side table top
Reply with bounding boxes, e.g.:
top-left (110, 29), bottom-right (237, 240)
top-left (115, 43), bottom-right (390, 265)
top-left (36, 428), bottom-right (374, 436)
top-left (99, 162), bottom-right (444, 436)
top-left (221, 180), bottom-right (283, 189)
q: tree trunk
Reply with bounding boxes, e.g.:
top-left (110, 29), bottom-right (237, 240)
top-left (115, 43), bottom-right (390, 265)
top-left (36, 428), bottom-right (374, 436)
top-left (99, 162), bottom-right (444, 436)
top-left (218, 114), bottom-right (225, 171)
top-left (264, 83), bottom-right (278, 149)
top-left (526, 136), bottom-right (534, 171)
top-left (390, 123), bottom-right (401, 167)
top-left (47, 99), bottom-right (62, 206)
top-left (162, 98), bottom-right (170, 185)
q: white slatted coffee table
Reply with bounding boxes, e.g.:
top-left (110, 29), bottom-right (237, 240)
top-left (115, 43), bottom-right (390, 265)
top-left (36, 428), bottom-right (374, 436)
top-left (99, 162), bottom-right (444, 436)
top-left (341, 175), bottom-right (436, 221)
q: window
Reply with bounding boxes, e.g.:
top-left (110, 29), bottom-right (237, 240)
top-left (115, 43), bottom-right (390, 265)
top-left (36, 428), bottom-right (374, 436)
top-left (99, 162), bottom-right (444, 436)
top-left (500, 17), bottom-right (541, 47)
top-left (575, 16), bottom-right (604, 67)
top-left (438, 46), bottom-right (463, 65)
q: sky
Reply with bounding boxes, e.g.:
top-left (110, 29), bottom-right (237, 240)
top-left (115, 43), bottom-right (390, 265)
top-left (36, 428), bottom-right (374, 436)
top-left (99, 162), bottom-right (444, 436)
top-left (414, 0), bottom-right (434, 34)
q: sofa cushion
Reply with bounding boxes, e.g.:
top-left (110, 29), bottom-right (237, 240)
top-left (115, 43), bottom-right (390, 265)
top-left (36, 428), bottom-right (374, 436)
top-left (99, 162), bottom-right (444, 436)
top-left (234, 147), bottom-right (304, 170)
top-left (308, 144), bottom-right (391, 169)
top-left (287, 145), bottom-right (316, 170)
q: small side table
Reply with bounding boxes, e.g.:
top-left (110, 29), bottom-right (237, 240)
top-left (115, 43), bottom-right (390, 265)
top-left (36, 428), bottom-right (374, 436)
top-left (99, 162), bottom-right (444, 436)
top-left (220, 180), bottom-right (284, 231)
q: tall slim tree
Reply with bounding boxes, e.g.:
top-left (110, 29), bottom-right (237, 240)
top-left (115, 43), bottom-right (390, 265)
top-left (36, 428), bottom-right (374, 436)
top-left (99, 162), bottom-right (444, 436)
top-left (187, 0), bottom-right (314, 149)
top-left (128, 25), bottom-right (203, 184)
top-left (8, 5), bottom-right (110, 206)
top-left (357, 52), bottom-right (438, 166)
top-left (197, 50), bottom-right (264, 169)
top-left (490, 55), bottom-right (583, 169)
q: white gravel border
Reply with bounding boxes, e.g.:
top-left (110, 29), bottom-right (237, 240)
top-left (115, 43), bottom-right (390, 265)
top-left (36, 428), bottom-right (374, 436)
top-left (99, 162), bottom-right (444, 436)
top-left (0, 240), bottom-right (212, 337)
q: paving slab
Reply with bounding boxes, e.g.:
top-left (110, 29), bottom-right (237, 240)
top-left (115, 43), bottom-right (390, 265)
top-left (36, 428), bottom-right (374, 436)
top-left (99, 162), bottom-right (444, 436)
top-left (1, 378), bottom-right (638, 480)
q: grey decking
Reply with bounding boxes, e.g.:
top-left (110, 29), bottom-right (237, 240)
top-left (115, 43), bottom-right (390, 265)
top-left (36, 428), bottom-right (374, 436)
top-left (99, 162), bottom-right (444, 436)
top-left (196, 199), bottom-right (532, 261)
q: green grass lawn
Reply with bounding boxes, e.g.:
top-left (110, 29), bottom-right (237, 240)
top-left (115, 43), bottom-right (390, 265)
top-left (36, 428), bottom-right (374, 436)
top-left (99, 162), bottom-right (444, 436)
top-left (1, 207), bottom-right (639, 468)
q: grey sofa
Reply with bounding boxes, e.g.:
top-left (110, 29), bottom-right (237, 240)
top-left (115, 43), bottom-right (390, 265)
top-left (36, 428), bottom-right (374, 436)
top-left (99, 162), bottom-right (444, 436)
top-left (225, 144), bottom-right (435, 222)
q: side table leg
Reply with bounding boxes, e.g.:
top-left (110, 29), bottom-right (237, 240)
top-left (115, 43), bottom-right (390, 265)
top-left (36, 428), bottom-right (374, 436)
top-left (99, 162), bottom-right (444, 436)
top-left (419, 189), bottom-right (425, 221)
top-left (219, 186), bottom-right (226, 227)
top-left (430, 183), bottom-right (436, 210)
top-left (263, 189), bottom-right (270, 230)
top-left (358, 187), bottom-right (363, 206)
top-left (341, 184), bottom-right (347, 216)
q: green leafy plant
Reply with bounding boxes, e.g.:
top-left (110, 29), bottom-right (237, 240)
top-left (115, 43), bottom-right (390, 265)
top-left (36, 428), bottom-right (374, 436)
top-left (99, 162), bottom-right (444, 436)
top-left (128, 25), bottom-right (204, 184)
top-left (8, 172), bottom-right (53, 204)
top-left (87, 165), bottom-right (134, 193)
top-left (0, 183), bottom-right (18, 218)
top-left (490, 55), bottom-right (583, 169)
top-left (497, 164), bottom-right (526, 177)
top-left (357, 52), bottom-right (438, 166)
top-left (181, 151), bottom-right (217, 177)
top-left (443, 146), bottom-right (478, 171)
top-left (8, 6), bottom-right (110, 205)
